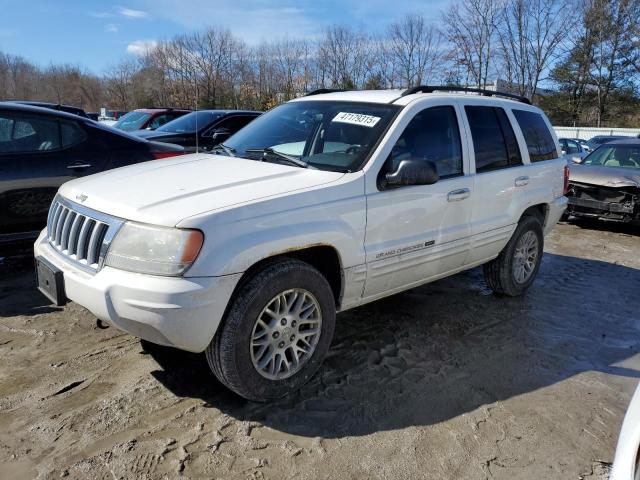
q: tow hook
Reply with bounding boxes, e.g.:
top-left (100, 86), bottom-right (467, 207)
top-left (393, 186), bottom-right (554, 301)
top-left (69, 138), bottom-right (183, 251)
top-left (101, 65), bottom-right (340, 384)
top-left (96, 319), bottom-right (109, 329)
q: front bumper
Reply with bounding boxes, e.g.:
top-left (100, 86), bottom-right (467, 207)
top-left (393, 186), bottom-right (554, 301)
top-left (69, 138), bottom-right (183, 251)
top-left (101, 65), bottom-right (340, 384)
top-left (34, 230), bottom-right (241, 352)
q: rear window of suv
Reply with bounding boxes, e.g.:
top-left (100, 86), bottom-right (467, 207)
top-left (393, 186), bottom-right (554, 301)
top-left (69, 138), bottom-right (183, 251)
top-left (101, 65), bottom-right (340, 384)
top-left (512, 110), bottom-right (558, 162)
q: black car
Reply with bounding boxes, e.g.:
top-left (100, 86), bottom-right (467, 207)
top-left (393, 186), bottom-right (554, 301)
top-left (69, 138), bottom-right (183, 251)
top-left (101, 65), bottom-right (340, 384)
top-left (11, 101), bottom-right (90, 119)
top-left (133, 110), bottom-right (261, 152)
top-left (0, 103), bottom-right (184, 247)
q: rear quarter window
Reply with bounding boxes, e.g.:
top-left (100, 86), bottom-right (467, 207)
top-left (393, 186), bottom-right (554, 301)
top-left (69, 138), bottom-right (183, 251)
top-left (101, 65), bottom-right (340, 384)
top-left (512, 110), bottom-right (558, 162)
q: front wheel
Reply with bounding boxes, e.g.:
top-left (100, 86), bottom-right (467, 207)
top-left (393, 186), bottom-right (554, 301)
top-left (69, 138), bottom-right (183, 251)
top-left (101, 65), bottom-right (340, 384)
top-left (206, 258), bottom-right (336, 401)
top-left (483, 215), bottom-right (544, 297)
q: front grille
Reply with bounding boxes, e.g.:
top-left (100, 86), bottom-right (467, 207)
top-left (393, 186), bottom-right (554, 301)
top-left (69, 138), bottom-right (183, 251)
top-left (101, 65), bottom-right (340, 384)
top-left (47, 197), bottom-right (121, 271)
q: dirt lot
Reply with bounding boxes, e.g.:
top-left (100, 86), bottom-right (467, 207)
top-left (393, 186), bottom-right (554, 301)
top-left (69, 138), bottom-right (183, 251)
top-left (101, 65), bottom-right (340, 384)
top-left (0, 221), bottom-right (638, 480)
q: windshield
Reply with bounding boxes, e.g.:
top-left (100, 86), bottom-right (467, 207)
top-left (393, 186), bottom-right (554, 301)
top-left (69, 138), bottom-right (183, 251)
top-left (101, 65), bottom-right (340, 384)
top-left (113, 111), bottom-right (151, 131)
top-left (157, 111), bottom-right (223, 133)
top-left (587, 136), bottom-right (625, 149)
top-left (582, 144), bottom-right (640, 169)
top-left (224, 101), bottom-right (400, 171)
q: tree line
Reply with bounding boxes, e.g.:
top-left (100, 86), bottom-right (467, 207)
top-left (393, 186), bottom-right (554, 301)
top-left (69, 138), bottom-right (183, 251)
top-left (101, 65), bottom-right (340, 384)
top-left (0, 0), bottom-right (638, 127)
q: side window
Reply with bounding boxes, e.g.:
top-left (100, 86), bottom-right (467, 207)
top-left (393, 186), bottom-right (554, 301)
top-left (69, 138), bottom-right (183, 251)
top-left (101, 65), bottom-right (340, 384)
top-left (387, 106), bottom-right (463, 179)
top-left (148, 114), bottom-right (173, 129)
top-left (465, 106), bottom-right (521, 173)
top-left (565, 139), bottom-right (580, 154)
top-left (61, 120), bottom-right (87, 148)
top-left (0, 113), bottom-right (60, 153)
top-left (216, 115), bottom-right (255, 133)
top-left (512, 109), bottom-right (558, 162)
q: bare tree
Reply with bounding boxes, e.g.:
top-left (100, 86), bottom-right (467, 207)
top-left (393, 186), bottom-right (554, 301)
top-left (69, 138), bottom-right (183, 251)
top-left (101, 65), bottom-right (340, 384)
top-left (387, 14), bottom-right (442, 88)
top-left (442, 0), bottom-right (503, 88)
top-left (497, 0), bottom-right (570, 100)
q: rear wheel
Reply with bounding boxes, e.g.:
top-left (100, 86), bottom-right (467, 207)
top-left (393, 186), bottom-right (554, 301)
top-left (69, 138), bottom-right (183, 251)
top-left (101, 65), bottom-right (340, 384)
top-left (483, 215), bottom-right (544, 297)
top-left (206, 258), bottom-right (336, 401)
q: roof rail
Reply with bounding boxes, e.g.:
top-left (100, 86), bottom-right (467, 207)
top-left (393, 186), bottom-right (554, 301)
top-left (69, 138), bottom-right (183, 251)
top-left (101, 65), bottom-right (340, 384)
top-left (305, 88), bottom-right (349, 96)
top-left (401, 85), bottom-right (531, 104)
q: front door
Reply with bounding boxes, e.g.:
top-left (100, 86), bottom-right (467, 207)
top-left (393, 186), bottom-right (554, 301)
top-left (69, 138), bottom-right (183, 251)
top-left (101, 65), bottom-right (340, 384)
top-left (363, 103), bottom-right (473, 300)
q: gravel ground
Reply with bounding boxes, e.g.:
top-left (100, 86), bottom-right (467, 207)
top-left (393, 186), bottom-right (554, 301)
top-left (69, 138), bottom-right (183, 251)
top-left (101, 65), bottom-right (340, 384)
top-left (0, 220), bottom-right (638, 480)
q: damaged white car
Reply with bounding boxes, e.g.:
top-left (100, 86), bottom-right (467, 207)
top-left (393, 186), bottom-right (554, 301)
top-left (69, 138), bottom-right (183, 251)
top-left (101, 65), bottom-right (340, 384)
top-left (566, 139), bottom-right (640, 223)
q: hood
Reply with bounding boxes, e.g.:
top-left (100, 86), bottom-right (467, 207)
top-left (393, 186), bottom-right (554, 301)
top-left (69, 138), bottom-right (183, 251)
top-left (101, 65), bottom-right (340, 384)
top-left (59, 154), bottom-right (345, 226)
top-left (569, 164), bottom-right (640, 188)
top-left (130, 129), bottom-right (175, 140)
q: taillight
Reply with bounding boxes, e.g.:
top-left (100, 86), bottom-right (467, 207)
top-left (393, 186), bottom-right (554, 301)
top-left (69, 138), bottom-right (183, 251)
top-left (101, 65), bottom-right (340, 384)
top-left (563, 165), bottom-right (570, 195)
top-left (152, 151), bottom-right (184, 160)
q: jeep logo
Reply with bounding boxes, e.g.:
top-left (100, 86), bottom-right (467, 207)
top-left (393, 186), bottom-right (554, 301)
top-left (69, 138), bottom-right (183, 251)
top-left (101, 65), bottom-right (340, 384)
top-left (76, 193), bottom-right (88, 203)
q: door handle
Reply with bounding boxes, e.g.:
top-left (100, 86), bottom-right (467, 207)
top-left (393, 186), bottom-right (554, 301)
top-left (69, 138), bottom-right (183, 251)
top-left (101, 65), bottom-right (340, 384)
top-left (515, 175), bottom-right (529, 187)
top-left (447, 188), bottom-right (471, 202)
top-left (66, 163), bottom-right (92, 170)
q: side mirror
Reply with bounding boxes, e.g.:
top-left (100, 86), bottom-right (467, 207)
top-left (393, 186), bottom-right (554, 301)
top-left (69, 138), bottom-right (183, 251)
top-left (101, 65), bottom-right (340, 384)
top-left (571, 156), bottom-right (582, 164)
top-left (384, 159), bottom-right (439, 188)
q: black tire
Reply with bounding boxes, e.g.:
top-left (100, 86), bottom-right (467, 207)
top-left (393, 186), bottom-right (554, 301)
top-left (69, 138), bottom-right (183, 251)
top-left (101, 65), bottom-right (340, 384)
top-left (206, 258), bottom-right (336, 402)
top-left (483, 215), bottom-right (544, 297)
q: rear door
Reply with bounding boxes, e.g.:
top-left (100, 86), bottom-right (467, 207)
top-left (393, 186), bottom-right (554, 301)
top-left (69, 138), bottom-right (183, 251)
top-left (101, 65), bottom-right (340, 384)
top-left (460, 103), bottom-right (530, 265)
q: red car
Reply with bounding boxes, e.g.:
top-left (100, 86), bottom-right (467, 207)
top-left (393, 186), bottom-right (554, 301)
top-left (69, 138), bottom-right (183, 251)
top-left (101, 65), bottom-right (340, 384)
top-left (112, 108), bottom-right (191, 132)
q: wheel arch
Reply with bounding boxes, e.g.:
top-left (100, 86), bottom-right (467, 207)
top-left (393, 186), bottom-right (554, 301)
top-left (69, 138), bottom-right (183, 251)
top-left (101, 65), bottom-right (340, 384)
top-left (521, 203), bottom-right (548, 227)
top-left (230, 244), bottom-right (344, 309)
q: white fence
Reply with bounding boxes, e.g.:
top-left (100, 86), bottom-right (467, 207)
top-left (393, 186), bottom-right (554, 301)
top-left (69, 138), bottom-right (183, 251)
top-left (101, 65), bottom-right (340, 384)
top-left (554, 126), bottom-right (640, 140)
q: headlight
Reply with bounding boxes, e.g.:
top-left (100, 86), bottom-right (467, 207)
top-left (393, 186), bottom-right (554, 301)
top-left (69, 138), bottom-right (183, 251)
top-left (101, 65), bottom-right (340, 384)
top-left (105, 222), bottom-right (203, 276)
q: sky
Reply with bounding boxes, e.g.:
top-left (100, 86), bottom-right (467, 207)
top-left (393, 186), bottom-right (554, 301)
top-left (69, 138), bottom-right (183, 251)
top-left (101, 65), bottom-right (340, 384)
top-left (0, 0), bottom-right (449, 74)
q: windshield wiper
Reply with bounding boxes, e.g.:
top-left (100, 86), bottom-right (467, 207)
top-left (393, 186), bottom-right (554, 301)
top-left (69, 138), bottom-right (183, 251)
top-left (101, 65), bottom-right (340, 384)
top-left (245, 147), bottom-right (309, 168)
top-left (211, 143), bottom-right (236, 157)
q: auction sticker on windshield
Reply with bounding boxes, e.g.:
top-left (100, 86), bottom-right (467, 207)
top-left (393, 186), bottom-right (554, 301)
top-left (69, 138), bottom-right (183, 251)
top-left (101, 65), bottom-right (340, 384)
top-left (332, 112), bottom-right (381, 128)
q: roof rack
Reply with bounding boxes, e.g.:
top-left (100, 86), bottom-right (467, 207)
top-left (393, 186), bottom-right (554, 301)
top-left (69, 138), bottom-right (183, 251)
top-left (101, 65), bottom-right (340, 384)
top-left (401, 85), bottom-right (531, 104)
top-left (305, 88), bottom-right (349, 96)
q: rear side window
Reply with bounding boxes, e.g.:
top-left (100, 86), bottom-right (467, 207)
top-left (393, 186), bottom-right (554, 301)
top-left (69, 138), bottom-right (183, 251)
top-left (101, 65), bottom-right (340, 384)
top-left (61, 120), bottom-right (87, 148)
top-left (0, 112), bottom-right (61, 153)
top-left (512, 110), bottom-right (558, 162)
top-left (465, 106), bottom-right (522, 173)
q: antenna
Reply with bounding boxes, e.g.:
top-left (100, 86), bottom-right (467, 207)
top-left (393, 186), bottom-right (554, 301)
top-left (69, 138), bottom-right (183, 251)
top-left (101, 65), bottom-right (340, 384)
top-left (194, 75), bottom-right (199, 153)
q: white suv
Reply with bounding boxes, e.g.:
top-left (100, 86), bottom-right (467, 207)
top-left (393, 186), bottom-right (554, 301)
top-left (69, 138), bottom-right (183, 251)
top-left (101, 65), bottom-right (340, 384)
top-left (34, 87), bottom-right (568, 401)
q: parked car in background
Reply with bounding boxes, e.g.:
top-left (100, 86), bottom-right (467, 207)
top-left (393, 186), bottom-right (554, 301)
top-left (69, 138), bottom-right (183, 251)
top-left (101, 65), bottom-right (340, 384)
top-left (610, 381), bottom-right (640, 480)
top-left (98, 110), bottom-right (127, 127)
top-left (586, 135), bottom-right (629, 151)
top-left (86, 112), bottom-right (100, 121)
top-left (34, 87), bottom-right (567, 401)
top-left (0, 103), bottom-right (184, 247)
top-left (132, 110), bottom-right (261, 152)
top-left (11, 101), bottom-right (89, 119)
top-left (112, 108), bottom-right (191, 132)
top-left (566, 139), bottom-right (640, 223)
top-left (558, 137), bottom-right (588, 163)
top-left (574, 138), bottom-right (593, 152)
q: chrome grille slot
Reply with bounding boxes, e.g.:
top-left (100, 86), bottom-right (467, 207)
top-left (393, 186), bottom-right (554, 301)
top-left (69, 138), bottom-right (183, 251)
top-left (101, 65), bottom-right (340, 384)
top-left (46, 197), bottom-right (123, 272)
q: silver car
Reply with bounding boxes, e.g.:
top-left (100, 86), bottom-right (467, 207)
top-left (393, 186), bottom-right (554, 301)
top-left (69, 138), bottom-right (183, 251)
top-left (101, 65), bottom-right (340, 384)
top-left (558, 137), bottom-right (588, 163)
top-left (566, 139), bottom-right (640, 223)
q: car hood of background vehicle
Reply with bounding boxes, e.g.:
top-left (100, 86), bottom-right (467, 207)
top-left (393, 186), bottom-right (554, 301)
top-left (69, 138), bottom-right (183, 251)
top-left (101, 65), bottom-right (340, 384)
top-left (130, 129), bottom-right (178, 140)
top-left (59, 154), bottom-right (345, 226)
top-left (570, 164), bottom-right (640, 188)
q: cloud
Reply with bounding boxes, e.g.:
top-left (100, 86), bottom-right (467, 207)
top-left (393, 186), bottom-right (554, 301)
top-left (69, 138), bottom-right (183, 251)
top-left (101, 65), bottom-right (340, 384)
top-left (126, 40), bottom-right (158, 56)
top-left (136, 0), bottom-right (450, 43)
top-left (119, 7), bottom-right (149, 19)
top-left (105, 23), bottom-right (119, 33)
